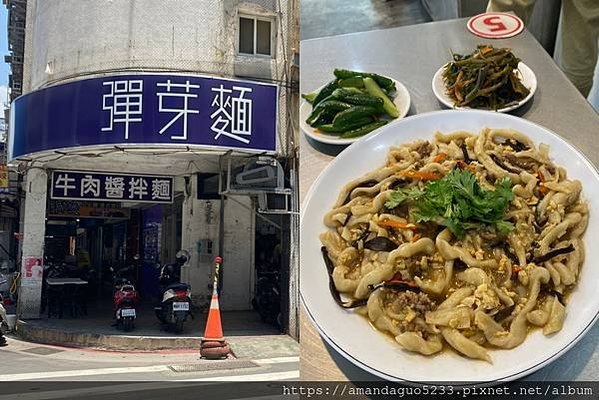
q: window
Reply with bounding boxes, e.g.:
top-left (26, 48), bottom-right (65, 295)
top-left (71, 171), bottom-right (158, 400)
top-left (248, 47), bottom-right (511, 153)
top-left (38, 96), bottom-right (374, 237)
top-left (238, 16), bottom-right (274, 57)
top-left (197, 173), bottom-right (221, 200)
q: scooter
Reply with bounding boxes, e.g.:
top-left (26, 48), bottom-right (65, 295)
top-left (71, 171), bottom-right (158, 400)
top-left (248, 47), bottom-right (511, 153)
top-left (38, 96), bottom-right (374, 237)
top-left (0, 280), bottom-right (8, 346)
top-left (252, 270), bottom-right (282, 327)
top-left (113, 268), bottom-right (139, 332)
top-left (155, 282), bottom-right (193, 333)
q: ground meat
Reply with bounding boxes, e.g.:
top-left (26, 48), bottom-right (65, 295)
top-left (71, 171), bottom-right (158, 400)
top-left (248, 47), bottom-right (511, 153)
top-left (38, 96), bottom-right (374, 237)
top-left (491, 154), bottom-right (519, 173)
top-left (391, 290), bottom-right (435, 314)
top-left (504, 154), bottom-right (539, 171)
top-left (479, 228), bottom-right (503, 247)
top-left (383, 290), bottom-right (435, 333)
top-left (414, 141), bottom-right (432, 158)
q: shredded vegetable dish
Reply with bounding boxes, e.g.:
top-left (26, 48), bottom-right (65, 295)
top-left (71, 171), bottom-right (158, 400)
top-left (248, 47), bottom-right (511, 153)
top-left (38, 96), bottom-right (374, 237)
top-left (442, 45), bottom-right (530, 110)
top-left (320, 128), bottom-right (587, 362)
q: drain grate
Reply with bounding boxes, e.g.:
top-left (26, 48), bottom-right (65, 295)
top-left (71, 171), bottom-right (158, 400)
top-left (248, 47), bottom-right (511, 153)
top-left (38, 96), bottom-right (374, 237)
top-left (21, 347), bottom-right (65, 356)
top-left (169, 360), bottom-right (257, 373)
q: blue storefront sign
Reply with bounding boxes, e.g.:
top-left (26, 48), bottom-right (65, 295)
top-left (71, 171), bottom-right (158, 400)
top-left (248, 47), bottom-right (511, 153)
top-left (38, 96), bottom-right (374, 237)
top-left (9, 73), bottom-right (278, 160)
top-left (50, 170), bottom-right (174, 204)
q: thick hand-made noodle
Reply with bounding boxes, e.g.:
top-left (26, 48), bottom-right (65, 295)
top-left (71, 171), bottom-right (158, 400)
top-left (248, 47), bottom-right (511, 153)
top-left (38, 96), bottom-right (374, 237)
top-left (320, 128), bottom-right (587, 362)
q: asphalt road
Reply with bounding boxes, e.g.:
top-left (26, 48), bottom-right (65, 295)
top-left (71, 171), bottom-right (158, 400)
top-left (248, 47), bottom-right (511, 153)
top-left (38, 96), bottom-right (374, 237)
top-left (0, 337), bottom-right (299, 399)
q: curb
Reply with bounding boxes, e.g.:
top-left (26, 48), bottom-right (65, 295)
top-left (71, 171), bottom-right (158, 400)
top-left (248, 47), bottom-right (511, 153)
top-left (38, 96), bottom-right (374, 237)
top-left (15, 320), bottom-right (202, 351)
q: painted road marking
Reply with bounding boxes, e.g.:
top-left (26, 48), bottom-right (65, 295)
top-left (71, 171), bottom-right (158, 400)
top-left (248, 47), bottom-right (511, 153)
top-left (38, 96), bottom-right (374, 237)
top-left (253, 356), bottom-right (299, 365)
top-left (0, 383), bottom-right (183, 400)
top-left (0, 356), bottom-right (299, 381)
top-left (0, 382), bottom-right (286, 400)
top-left (177, 370), bottom-right (299, 382)
top-left (0, 365), bottom-right (170, 381)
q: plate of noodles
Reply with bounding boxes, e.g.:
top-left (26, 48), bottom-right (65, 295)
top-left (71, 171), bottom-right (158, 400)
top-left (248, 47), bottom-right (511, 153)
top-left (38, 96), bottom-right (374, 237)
top-left (300, 110), bottom-right (599, 382)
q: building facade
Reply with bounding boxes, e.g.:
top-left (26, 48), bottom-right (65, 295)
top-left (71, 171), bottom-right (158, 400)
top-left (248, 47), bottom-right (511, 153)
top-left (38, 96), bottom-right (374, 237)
top-left (7, 0), bottom-right (299, 336)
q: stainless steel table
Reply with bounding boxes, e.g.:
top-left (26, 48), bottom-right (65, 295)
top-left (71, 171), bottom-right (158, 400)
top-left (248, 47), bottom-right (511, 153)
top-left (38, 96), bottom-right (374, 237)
top-left (300, 18), bottom-right (599, 381)
top-left (45, 278), bottom-right (89, 318)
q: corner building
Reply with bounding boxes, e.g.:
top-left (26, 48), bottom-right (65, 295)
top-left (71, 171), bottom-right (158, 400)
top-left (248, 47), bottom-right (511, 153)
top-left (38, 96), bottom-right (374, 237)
top-left (7, 0), bottom-right (299, 337)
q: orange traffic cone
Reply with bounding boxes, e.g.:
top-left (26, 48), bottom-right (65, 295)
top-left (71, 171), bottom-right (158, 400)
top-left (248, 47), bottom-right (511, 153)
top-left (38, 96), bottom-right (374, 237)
top-left (200, 256), bottom-right (231, 359)
top-left (203, 289), bottom-right (224, 341)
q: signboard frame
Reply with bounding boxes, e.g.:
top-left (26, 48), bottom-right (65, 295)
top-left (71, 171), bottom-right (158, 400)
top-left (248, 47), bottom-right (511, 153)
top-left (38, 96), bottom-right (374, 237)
top-left (50, 169), bottom-right (175, 204)
top-left (9, 72), bottom-right (280, 161)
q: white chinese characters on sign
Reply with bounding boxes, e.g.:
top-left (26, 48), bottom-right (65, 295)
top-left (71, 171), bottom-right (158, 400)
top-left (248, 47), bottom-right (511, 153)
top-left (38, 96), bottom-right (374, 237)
top-left (102, 80), bottom-right (143, 140)
top-left (81, 175), bottom-right (101, 197)
top-left (105, 177), bottom-right (125, 199)
top-left (54, 173), bottom-right (76, 196)
top-left (151, 179), bottom-right (171, 201)
top-left (210, 85), bottom-right (253, 144)
top-left (156, 79), bottom-right (200, 140)
top-left (53, 172), bottom-right (173, 203)
top-left (129, 177), bottom-right (149, 200)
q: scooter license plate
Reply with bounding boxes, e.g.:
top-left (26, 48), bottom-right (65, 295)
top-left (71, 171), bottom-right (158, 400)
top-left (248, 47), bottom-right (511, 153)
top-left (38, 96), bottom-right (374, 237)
top-left (173, 302), bottom-right (189, 311)
top-left (121, 308), bottom-right (136, 317)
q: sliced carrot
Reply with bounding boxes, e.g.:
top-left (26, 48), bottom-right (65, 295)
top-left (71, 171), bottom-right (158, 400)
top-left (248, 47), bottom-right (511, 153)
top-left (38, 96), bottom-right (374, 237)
top-left (512, 266), bottom-right (522, 274)
top-left (536, 172), bottom-right (550, 194)
top-left (400, 170), bottom-right (441, 181)
top-left (433, 153), bottom-right (447, 163)
top-left (537, 171), bottom-right (545, 183)
top-left (456, 160), bottom-right (476, 173)
top-left (480, 45), bottom-right (494, 56)
top-left (378, 219), bottom-right (418, 230)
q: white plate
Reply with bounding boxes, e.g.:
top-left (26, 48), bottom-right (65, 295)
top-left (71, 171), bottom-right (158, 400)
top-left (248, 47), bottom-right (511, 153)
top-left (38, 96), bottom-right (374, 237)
top-left (432, 62), bottom-right (537, 113)
top-left (301, 78), bottom-right (411, 146)
top-left (300, 110), bottom-right (599, 383)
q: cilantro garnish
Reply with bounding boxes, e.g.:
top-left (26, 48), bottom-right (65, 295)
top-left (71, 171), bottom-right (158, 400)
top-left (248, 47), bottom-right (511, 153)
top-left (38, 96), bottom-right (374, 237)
top-left (385, 169), bottom-right (514, 238)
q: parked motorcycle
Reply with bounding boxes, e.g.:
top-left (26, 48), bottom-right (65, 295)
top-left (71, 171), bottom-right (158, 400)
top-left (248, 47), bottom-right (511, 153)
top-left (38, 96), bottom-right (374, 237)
top-left (112, 267), bottom-right (139, 332)
top-left (155, 282), bottom-right (193, 333)
top-left (0, 279), bottom-right (8, 346)
top-left (154, 250), bottom-right (193, 333)
top-left (252, 270), bottom-right (282, 327)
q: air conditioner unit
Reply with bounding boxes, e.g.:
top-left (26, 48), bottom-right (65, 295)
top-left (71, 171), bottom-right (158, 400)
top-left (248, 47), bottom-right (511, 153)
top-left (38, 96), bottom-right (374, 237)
top-left (257, 192), bottom-right (290, 214)
top-left (220, 154), bottom-right (291, 195)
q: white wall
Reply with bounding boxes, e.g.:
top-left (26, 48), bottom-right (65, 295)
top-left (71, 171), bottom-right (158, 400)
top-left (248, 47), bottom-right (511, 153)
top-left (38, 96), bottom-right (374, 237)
top-left (221, 195), bottom-right (255, 311)
top-left (182, 177), bottom-right (255, 311)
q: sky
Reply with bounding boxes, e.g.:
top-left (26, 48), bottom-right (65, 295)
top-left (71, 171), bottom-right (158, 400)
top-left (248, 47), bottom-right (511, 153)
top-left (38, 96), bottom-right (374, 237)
top-left (0, 5), bottom-right (9, 110)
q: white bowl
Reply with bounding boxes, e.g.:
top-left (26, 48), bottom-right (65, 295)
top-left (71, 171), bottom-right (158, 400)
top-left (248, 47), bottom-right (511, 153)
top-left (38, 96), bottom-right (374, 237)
top-left (432, 62), bottom-right (537, 113)
top-left (301, 110), bottom-right (599, 382)
top-left (301, 77), bottom-right (411, 146)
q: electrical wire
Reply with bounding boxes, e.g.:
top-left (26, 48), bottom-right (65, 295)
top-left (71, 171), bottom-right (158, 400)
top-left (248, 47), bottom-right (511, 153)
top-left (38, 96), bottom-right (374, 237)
top-left (10, 271), bottom-right (20, 295)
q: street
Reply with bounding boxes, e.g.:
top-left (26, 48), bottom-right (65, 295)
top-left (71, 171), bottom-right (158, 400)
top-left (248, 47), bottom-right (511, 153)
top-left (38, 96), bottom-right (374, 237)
top-left (0, 336), bottom-right (299, 399)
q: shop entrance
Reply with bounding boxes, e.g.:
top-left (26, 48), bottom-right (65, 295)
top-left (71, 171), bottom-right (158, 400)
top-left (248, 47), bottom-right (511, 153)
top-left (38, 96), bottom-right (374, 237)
top-left (38, 194), bottom-right (282, 337)
top-left (42, 200), bottom-right (182, 324)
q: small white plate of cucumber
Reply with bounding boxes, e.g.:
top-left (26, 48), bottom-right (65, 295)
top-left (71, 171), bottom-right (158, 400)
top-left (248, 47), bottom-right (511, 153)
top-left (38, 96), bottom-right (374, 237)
top-left (301, 70), bottom-right (411, 146)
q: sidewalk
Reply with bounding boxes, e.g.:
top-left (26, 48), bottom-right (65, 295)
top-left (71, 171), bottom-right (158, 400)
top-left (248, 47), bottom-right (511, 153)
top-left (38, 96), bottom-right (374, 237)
top-left (14, 302), bottom-right (289, 354)
top-left (0, 336), bottom-right (299, 388)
